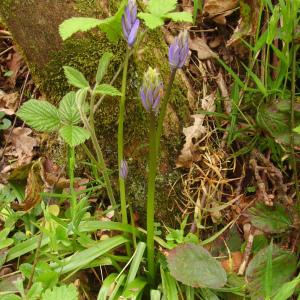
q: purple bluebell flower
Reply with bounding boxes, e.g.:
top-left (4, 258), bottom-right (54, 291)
top-left (140, 67), bottom-right (164, 114)
top-left (122, 0), bottom-right (140, 48)
top-left (168, 30), bottom-right (189, 69)
top-left (120, 159), bottom-right (128, 179)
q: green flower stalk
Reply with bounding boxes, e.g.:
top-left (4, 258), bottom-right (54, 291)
top-left (140, 67), bottom-right (164, 286)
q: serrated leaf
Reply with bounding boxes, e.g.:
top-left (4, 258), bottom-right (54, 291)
top-left (59, 17), bottom-right (103, 41)
top-left (17, 100), bottom-right (60, 132)
top-left (94, 84), bottom-right (121, 96)
top-left (139, 0), bottom-right (192, 29)
top-left (63, 66), bottom-right (90, 89)
top-left (59, 92), bottom-right (81, 125)
top-left (98, 0), bottom-right (127, 43)
top-left (138, 13), bottom-right (164, 29)
top-left (96, 52), bottom-right (113, 84)
top-left (59, 1), bottom-right (127, 43)
top-left (248, 203), bottom-right (291, 233)
top-left (41, 284), bottom-right (78, 300)
top-left (246, 245), bottom-right (297, 299)
top-left (165, 12), bottom-right (193, 22)
top-left (59, 125), bottom-right (90, 147)
top-left (167, 243), bottom-right (227, 288)
top-left (148, 0), bottom-right (177, 16)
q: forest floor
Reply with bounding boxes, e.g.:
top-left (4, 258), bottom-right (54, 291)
top-left (0, 0), bottom-right (300, 299)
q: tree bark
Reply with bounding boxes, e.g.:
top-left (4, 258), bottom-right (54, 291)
top-left (0, 0), bottom-right (190, 225)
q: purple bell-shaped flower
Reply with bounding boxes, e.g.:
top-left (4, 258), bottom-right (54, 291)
top-left (122, 0), bottom-right (140, 48)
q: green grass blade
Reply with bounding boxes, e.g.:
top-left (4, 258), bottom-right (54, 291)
top-left (97, 273), bottom-right (118, 300)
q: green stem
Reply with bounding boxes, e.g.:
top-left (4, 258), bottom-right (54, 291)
top-left (80, 91), bottom-right (119, 221)
top-left (147, 113), bottom-right (158, 286)
top-left (155, 69), bottom-right (177, 154)
top-left (69, 146), bottom-right (76, 218)
top-left (118, 49), bottom-right (130, 226)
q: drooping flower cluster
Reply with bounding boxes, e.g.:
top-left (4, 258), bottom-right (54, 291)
top-left (120, 159), bottom-right (128, 179)
top-left (122, 0), bottom-right (140, 48)
top-left (140, 67), bottom-right (164, 114)
top-left (168, 30), bottom-right (189, 69)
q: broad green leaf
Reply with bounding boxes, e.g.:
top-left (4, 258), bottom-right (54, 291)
top-left (27, 282), bottom-right (43, 300)
top-left (138, 13), bottom-right (164, 29)
top-left (59, 1), bottom-right (127, 42)
top-left (17, 100), bottom-right (60, 132)
top-left (167, 243), bottom-right (227, 288)
top-left (41, 284), bottom-right (78, 300)
top-left (96, 52), bottom-right (113, 84)
top-left (59, 92), bottom-right (81, 125)
top-left (63, 66), bottom-right (90, 89)
top-left (139, 0), bottom-right (192, 29)
top-left (148, 0), bottom-right (177, 16)
top-left (246, 245), bottom-right (297, 299)
top-left (98, 0), bottom-right (127, 43)
top-left (51, 235), bottom-right (128, 274)
top-left (59, 125), bottom-right (90, 147)
top-left (59, 17), bottom-right (103, 41)
top-left (94, 84), bottom-right (121, 96)
top-left (273, 273), bottom-right (300, 300)
top-left (248, 203), bottom-right (291, 233)
top-left (165, 12), bottom-right (193, 22)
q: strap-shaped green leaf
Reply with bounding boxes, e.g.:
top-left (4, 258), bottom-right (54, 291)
top-left (63, 66), bottom-right (90, 89)
top-left (59, 125), bottom-right (90, 147)
top-left (59, 92), bottom-right (81, 125)
top-left (17, 99), bottom-right (60, 132)
top-left (96, 52), bottom-right (113, 84)
top-left (94, 84), bottom-right (121, 96)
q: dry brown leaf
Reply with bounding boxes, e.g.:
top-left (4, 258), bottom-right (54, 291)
top-left (189, 37), bottom-right (218, 60)
top-left (221, 251), bottom-right (243, 272)
top-left (8, 127), bottom-right (37, 162)
top-left (0, 91), bottom-right (19, 115)
top-left (203, 0), bottom-right (239, 24)
top-left (176, 94), bottom-right (216, 168)
top-left (6, 50), bottom-right (22, 88)
top-left (11, 160), bottom-right (43, 211)
top-left (227, 0), bottom-right (260, 47)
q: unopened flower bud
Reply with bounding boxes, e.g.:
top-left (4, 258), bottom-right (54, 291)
top-left (168, 30), bottom-right (189, 69)
top-left (120, 159), bottom-right (128, 179)
top-left (140, 67), bottom-right (164, 114)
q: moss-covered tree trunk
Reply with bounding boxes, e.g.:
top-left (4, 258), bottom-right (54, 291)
top-left (0, 0), bottom-right (190, 225)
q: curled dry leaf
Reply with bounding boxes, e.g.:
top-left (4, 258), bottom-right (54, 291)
top-left (176, 93), bottom-right (216, 168)
top-left (11, 160), bottom-right (44, 211)
top-left (0, 91), bottom-right (19, 115)
top-left (8, 127), bottom-right (37, 162)
top-left (5, 50), bottom-right (23, 88)
top-left (203, 0), bottom-right (239, 24)
top-left (189, 37), bottom-right (218, 60)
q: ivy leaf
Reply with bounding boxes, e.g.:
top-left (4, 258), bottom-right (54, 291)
top-left (17, 100), bottom-right (60, 132)
top-left (59, 92), bottom-right (81, 125)
top-left (63, 66), bottom-right (90, 89)
top-left (94, 84), bottom-right (121, 96)
top-left (96, 52), bottom-right (114, 84)
top-left (139, 0), bottom-right (192, 29)
top-left (59, 125), bottom-right (90, 147)
top-left (41, 284), bottom-right (78, 300)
